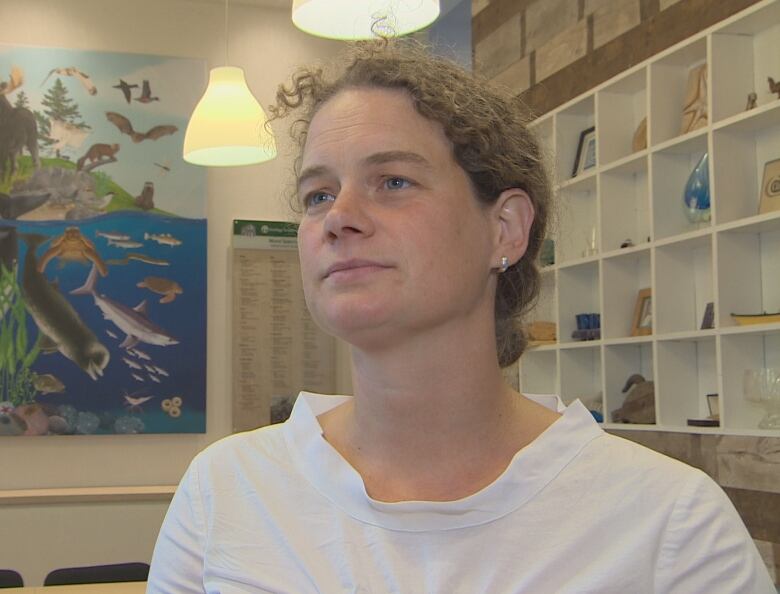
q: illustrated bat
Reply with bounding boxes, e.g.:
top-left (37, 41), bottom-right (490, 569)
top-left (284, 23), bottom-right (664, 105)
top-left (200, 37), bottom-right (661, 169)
top-left (105, 112), bottom-right (178, 143)
top-left (41, 67), bottom-right (97, 95)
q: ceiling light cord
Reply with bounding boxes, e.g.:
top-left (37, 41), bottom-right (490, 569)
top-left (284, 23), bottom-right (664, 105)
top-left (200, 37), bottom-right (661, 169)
top-left (225, 0), bottom-right (230, 66)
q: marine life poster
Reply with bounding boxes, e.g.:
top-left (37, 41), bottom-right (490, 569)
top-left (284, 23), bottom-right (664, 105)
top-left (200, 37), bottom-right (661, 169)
top-left (0, 45), bottom-right (207, 435)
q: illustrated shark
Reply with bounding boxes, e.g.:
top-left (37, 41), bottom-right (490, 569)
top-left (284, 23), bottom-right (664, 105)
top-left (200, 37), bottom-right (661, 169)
top-left (71, 263), bottom-right (179, 350)
top-left (21, 234), bottom-right (109, 380)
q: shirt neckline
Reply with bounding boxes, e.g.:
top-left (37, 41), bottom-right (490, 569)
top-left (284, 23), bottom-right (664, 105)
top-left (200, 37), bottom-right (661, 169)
top-left (283, 392), bottom-right (603, 532)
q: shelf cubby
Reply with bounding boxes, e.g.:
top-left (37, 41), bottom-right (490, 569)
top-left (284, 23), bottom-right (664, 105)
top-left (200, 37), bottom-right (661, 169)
top-left (649, 37), bottom-right (708, 146)
top-left (711, 114), bottom-right (780, 224)
top-left (597, 67), bottom-right (648, 166)
top-left (601, 249), bottom-right (652, 339)
top-left (655, 234), bottom-right (714, 334)
top-left (558, 262), bottom-right (600, 345)
top-left (720, 330), bottom-right (780, 431)
top-left (599, 158), bottom-right (651, 252)
top-left (603, 341), bottom-right (654, 424)
top-left (651, 133), bottom-right (710, 240)
top-left (655, 336), bottom-right (718, 429)
top-left (520, 350), bottom-right (558, 396)
top-left (716, 215), bottom-right (780, 329)
top-left (711, 1), bottom-right (780, 123)
top-left (559, 346), bottom-right (602, 408)
top-left (556, 179), bottom-right (599, 264)
top-left (555, 96), bottom-right (595, 182)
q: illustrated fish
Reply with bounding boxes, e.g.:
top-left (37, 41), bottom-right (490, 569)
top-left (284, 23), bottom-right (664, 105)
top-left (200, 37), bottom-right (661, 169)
top-left (137, 276), bottom-right (183, 304)
top-left (149, 374), bottom-right (161, 383)
top-left (144, 364), bottom-right (156, 374)
top-left (153, 365), bottom-right (168, 377)
top-left (122, 356), bottom-right (142, 370)
top-left (96, 231), bottom-right (130, 242)
top-left (106, 329), bottom-right (118, 339)
top-left (21, 234), bottom-right (109, 380)
top-left (108, 239), bottom-right (144, 249)
top-left (124, 394), bottom-right (153, 412)
top-left (144, 232), bottom-right (182, 247)
top-left (71, 263), bottom-right (179, 350)
top-left (131, 373), bottom-right (144, 382)
top-left (32, 373), bottom-right (66, 394)
top-left (106, 253), bottom-right (170, 267)
top-left (132, 348), bottom-right (151, 360)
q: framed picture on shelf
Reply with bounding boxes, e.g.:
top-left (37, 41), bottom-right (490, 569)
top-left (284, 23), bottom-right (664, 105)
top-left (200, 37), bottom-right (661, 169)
top-left (706, 393), bottom-right (720, 420)
top-left (572, 126), bottom-right (596, 177)
top-left (758, 158), bottom-right (780, 214)
top-left (700, 302), bottom-right (714, 329)
top-left (631, 288), bottom-right (652, 336)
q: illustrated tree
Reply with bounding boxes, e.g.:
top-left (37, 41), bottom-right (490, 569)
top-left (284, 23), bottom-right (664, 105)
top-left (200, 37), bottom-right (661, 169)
top-left (36, 78), bottom-right (92, 157)
top-left (13, 90), bottom-right (29, 109)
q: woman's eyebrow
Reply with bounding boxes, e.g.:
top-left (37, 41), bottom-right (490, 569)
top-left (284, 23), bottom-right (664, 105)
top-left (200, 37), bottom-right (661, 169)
top-left (297, 165), bottom-right (330, 192)
top-left (297, 151), bottom-right (432, 191)
top-left (362, 150), bottom-right (432, 169)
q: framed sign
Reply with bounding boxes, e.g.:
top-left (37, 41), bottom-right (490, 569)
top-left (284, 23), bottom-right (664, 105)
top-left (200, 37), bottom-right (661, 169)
top-left (572, 126), bottom-right (596, 177)
top-left (759, 158), bottom-right (780, 214)
top-left (631, 288), bottom-right (652, 337)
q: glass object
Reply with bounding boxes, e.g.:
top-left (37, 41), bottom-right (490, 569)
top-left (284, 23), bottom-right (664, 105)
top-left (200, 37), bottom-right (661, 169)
top-left (683, 152), bottom-right (710, 225)
top-left (743, 368), bottom-right (780, 429)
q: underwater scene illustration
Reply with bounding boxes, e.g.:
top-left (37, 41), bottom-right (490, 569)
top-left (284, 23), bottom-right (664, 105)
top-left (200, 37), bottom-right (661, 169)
top-left (0, 45), bottom-right (207, 435)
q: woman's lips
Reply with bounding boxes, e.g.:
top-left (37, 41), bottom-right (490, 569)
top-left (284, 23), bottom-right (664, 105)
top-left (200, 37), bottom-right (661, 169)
top-left (324, 260), bottom-right (390, 281)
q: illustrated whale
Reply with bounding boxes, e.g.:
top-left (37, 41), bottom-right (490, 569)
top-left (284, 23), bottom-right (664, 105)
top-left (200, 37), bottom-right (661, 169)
top-left (21, 234), bottom-right (109, 380)
top-left (71, 263), bottom-right (178, 350)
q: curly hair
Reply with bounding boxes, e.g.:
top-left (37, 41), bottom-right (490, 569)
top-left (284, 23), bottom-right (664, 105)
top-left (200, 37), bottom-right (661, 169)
top-left (271, 40), bottom-right (552, 367)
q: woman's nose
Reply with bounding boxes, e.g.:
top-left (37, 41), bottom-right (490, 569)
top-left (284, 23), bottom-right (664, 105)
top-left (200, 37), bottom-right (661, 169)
top-left (322, 184), bottom-right (375, 241)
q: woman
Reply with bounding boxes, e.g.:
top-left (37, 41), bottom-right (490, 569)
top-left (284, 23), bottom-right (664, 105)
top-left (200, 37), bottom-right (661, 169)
top-left (148, 41), bottom-right (773, 593)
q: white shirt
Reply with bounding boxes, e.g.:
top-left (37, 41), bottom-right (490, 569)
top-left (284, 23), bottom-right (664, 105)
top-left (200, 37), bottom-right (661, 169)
top-left (148, 393), bottom-right (774, 593)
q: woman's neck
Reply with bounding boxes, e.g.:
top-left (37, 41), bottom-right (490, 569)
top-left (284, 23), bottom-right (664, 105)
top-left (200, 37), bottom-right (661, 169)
top-left (317, 337), bottom-right (560, 502)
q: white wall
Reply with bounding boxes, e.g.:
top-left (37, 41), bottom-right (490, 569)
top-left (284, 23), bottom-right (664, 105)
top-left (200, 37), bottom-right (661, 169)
top-left (0, 0), bottom-right (343, 585)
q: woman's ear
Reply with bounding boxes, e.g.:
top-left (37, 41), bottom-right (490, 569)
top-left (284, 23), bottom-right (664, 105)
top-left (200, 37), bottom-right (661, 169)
top-left (492, 188), bottom-right (535, 268)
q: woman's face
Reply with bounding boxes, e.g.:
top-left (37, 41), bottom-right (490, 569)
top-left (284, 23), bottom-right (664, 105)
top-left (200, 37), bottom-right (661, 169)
top-left (296, 87), bottom-right (499, 350)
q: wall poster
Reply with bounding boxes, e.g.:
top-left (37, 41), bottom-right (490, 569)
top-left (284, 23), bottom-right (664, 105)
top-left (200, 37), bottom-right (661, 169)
top-left (231, 220), bottom-right (336, 433)
top-left (0, 44), bottom-right (207, 436)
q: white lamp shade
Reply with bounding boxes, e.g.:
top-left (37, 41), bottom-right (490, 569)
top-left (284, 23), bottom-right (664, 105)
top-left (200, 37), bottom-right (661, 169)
top-left (183, 66), bottom-right (276, 167)
top-left (292, 0), bottom-right (440, 40)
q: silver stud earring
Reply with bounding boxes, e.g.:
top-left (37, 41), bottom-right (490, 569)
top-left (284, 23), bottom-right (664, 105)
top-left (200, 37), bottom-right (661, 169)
top-left (499, 256), bottom-right (510, 273)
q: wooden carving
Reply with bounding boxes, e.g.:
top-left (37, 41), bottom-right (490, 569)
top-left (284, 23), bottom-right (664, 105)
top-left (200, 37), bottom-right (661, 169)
top-left (632, 117), bottom-right (647, 152)
top-left (680, 64), bottom-right (708, 134)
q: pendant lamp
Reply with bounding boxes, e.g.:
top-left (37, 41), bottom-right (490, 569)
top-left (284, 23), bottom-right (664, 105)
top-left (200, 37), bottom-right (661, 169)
top-left (183, 0), bottom-right (276, 166)
top-left (292, 0), bottom-right (440, 40)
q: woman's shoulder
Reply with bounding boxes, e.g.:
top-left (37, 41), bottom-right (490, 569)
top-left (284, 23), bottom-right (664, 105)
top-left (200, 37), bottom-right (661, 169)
top-left (191, 422), bottom-right (292, 477)
top-left (580, 430), bottom-right (713, 494)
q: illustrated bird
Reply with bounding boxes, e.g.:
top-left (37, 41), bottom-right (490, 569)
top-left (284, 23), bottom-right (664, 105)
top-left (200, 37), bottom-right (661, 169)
top-left (134, 80), bottom-right (159, 103)
top-left (41, 67), bottom-right (97, 95)
top-left (105, 112), bottom-right (178, 143)
top-left (768, 77), bottom-right (780, 99)
top-left (112, 79), bottom-right (138, 104)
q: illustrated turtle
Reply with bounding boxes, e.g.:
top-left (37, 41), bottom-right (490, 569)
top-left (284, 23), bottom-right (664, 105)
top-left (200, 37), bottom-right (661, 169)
top-left (137, 275), bottom-right (183, 304)
top-left (37, 226), bottom-right (108, 276)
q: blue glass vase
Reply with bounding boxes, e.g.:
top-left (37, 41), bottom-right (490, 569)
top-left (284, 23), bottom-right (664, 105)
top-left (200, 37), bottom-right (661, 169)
top-left (683, 152), bottom-right (710, 225)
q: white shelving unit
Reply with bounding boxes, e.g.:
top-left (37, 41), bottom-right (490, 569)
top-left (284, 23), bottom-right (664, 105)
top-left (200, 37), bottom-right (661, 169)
top-left (522, 0), bottom-right (780, 436)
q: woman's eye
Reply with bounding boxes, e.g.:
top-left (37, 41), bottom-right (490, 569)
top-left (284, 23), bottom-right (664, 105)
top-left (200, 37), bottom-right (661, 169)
top-left (305, 191), bottom-right (335, 208)
top-left (384, 177), bottom-right (411, 190)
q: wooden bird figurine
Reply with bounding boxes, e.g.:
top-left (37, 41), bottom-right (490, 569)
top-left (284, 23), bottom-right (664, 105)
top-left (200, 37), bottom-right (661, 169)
top-left (768, 77), bottom-right (780, 99)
